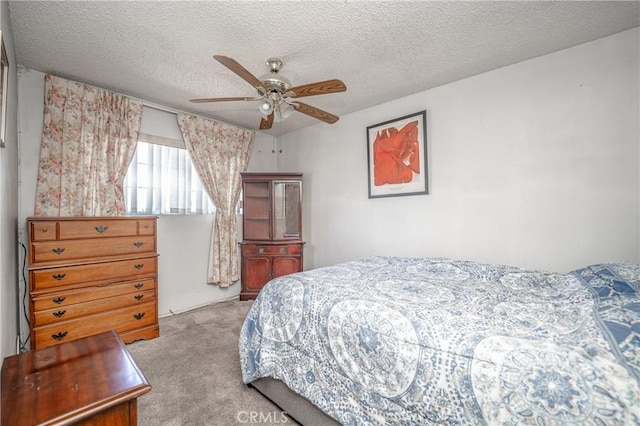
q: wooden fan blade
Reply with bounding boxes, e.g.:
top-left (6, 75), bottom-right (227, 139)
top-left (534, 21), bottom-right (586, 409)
top-left (293, 102), bottom-right (339, 124)
top-left (287, 79), bottom-right (346, 98)
top-left (259, 113), bottom-right (274, 130)
top-left (190, 96), bottom-right (259, 103)
top-left (214, 55), bottom-right (265, 90)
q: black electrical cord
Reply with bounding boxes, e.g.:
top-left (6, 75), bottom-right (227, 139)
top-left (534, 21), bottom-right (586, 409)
top-left (18, 241), bottom-right (30, 351)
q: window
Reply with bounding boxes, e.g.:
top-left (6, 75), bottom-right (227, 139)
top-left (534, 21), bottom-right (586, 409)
top-left (123, 141), bottom-right (215, 215)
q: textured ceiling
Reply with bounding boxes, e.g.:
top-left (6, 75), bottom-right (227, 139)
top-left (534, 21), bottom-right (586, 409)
top-left (8, 1), bottom-right (640, 136)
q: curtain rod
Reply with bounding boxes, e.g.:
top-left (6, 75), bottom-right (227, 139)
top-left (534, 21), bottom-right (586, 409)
top-left (43, 72), bottom-right (254, 133)
top-left (141, 100), bottom-right (254, 133)
top-left (142, 101), bottom-right (184, 115)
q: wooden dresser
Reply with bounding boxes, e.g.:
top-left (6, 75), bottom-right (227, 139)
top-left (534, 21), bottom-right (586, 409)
top-left (240, 173), bottom-right (303, 300)
top-left (27, 216), bottom-right (159, 350)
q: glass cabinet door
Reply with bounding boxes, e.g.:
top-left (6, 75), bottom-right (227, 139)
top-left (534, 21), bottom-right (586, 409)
top-left (273, 181), bottom-right (301, 239)
top-left (243, 181), bottom-right (271, 240)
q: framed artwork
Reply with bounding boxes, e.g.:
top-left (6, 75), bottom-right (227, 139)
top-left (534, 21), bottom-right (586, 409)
top-left (366, 110), bottom-right (428, 198)
top-left (0, 32), bottom-right (8, 148)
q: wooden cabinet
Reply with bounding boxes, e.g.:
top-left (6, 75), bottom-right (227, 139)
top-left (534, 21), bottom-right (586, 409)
top-left (240, 243), bottom-right (304, 297)
top-left (27, 216), bottom-right (159, 350)
top-left (240, 173), bottom-right (303, 300)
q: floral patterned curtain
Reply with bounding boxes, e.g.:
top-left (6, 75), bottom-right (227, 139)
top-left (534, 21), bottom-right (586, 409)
top-left (177, 113), bottom-right (254, 287)
top-left (34, 74), bottom-right (142, 216)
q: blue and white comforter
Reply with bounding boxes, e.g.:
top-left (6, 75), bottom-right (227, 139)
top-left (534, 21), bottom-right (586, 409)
top-left (239, 257), bottom-right (640, 424)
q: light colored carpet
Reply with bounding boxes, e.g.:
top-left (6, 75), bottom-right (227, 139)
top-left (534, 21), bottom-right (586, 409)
top-left (127, 299), bottom-right (293, 425)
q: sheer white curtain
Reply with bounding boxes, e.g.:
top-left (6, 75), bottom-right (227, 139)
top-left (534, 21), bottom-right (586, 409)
top-left (34, 74), bottom-right (142, 216)
top-left (123, 142), bottom-right (215, 215)
top-left (177, 113), bottom-right (254, 287)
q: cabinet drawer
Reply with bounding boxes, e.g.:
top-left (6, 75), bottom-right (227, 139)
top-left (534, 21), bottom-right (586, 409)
top-left (31, 235), bottom-right (156, 265)
top-left (242, 244), bottom-right (303, 255)
top-left (29, 221), bottom-right (58, 242)
top-left (34, 289), bottom-right (155, 326)
top-left (32, 278), bottom-right (156, 310)
top-left (33, 301), bottom-right (157, 349)
top-left (58, 219), bottom-right (141, 239)
top-left (138, 219), bottom-right (156, 235)
top-left (31, 256), bottom-right (157, 290)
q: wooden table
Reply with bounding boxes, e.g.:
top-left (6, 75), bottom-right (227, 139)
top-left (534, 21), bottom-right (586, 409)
top-left (1, 330), bottom-right (151, 425)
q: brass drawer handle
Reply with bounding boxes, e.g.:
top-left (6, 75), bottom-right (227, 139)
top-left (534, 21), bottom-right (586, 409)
top-left (134, 283), bottom-right (144, 289)
top-left (52, 310), bottom-right (66, 318)
top-left (95, 225), bottom-right (108, 233)
top-left (134, 264), bottom-right (144, 270)
top-left (133, 241), bottom-right (143, 248)
top-left (258, 247), bottom-right (264, 254)
top-left (279, 247), bottom-right (286, 254)
top-left (134, 294), bottom-right (144, 300)
top-left (133, 312), bottom-right (145, 320)
top-left (52, 296), bottom-right (66, 304)
top-left (41, 227), bottom-right (48, 233)
top-left (52, 273), bottom-right (66, 281)
top-left (51, 331), bottom-right (68, 341)
top-left (52, 247), bottom-right (66, 255)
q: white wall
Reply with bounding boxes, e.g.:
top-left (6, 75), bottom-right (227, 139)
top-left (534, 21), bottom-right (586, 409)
top-left (1, 0), bottom-right (20, 357)
top-left (16, 70), bottom-right (277, 326)
top-left (279, 28), bottom-right (640, 273)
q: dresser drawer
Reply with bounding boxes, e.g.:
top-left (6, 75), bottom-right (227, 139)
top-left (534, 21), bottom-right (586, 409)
top-left (242, 244), bottom-right (303, 255)
top-left (138, 219), bottom-right (156, 235)
top-left (58, 219), bottom-right (142, 240)
top-left (31, 256), bottom-right (157, 290)
top-left (30, 235), bottom-right (156, 265)
top-left (29, 221), bottom-right (58, 242)
top-left (34, 289), bottom-right (155, 326)
top-left (32, 278), bottom-right (156, 311)
top-left (33, 301), bottom-right (157, 349)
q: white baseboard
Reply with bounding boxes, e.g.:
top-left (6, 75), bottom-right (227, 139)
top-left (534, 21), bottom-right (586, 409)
top-left (158, 295), bottom-right (241, 318)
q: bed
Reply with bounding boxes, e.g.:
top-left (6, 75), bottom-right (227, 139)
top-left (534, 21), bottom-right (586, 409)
top-left (239, 256), bottom-right (640, 424)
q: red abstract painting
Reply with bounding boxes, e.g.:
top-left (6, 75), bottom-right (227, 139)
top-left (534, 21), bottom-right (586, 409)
top-left (372, 120), bottom-right (420, 186)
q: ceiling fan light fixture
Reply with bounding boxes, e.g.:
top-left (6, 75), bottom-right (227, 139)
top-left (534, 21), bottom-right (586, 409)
top-left (274, 102), bottom-right (294, 122)
top-left (258, 98), bottom-right (274, 117)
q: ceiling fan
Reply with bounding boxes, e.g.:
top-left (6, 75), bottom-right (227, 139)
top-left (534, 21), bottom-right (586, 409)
top-left (190, 55), bottom-right (347, 130)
